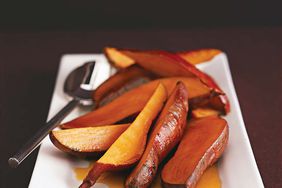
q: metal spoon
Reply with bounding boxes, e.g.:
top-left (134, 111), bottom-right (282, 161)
top-left (8, 61), bottom-right (97, 168)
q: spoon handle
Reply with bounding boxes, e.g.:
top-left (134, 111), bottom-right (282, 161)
top-left (8, 99), bottom-right (80, 168)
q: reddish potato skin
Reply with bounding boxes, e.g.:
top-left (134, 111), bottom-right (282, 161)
top-left (120, 50), bottom-right (219, 90)
top-left (161, 52), bottom-right (230, 114)
top-left (118, 49), bottom-right (230, 114)
top-left (106, 47), bottom-right (221, 67)
top-left (93, 65), bottom-right (156, 107)
top-left (126, 149), bottom-right (159, 188)
top-left (125, 82), bottom-right (189, 188)
top-left (196, 95), bottom-right (230, 115)
top-left (79, 163), bottom-right (132, 188)
top-left (79, 162), bottom-right (138, 188)
top-left (121, 50), bottom-right (195, 77)
top-left (218, 95), bottom-right (230, 114)
top-left (161, 117), bottom-right (228, 188)
top-left (79, 163), bottom-right (107, 188)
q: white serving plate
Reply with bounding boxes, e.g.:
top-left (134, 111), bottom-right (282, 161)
top-left (29, 53), bottom-right (264, 188)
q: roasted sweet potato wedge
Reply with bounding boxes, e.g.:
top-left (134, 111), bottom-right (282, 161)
top-left (106, 48), bottom-right (230, 114)
top-left (161, 116), bottom-right (228, 188)
top-left (93, 64), bottom-right (156, 107)
top-left (61, 77), bottom-right (214, 129)
top-left (125, 82), bottom-right (189, 188)
top-left (121, 49), bottom-right (195, 77)
top-left (177, 49), bottom-right (222, 65)
top-left (79, 84), bottom-right (167, 188)
top-left (49, 124), bottom-right (130, 157)
top-left (191, 108), bottom-right (220, 119)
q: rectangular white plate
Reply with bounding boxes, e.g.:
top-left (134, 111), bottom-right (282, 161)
top-left (29, 53), bottom-right (264, 188)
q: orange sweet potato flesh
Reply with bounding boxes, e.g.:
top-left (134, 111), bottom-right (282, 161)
top-left (125, 82), bottom-right (189, 188)
top-left (105, 47), bottom-right (135, 68)
top-left (177, 49), bottom-right (222, 65)
top-left (49, 124), bottom-right (129, 157)
top-left (108, 48), bottom-right (230, 114)
top-left (161, 116), bottom-right (228, 188)
top-left (61, 77), bottom-right (214, 129)
top-left (93, 64), bottom-right (156, 107)
top-left (79, 84), bottom-right (167, 188)
top-left (191, 108), bottom-right (220, 119)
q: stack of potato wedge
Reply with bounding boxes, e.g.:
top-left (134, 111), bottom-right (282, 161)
top-left (50, 47), bottom-right (229, 188)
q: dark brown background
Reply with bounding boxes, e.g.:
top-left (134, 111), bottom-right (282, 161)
top-left (0, 0), bottom-right (282, 188)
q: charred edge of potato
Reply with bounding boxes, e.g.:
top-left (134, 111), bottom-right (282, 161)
top-left (126, 149), bottom-right (159, 188)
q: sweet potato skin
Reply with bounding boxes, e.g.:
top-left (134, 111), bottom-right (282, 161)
top-left (104, 47), bottom-right (222, 68)
top-left (79, 163), bottom-right (114, 188)
top-left (106, 47), bottom-right (222, 67)
top-left (61, 77), bottom-right (214, 129)
top-left (121, 50), bottom-right (195, 77)
top-left (195, 95), bottom-right (230, 115)
top-left (126, 149), bottom-right (159, 188)
top-left (105, 48), bottom-right (222, 94)
top-left (161, 117), bottom-right (228, 188)
top-left (118, 49), bottom-right (230, 114)
top-left (125, 82), bottom-right (189, 188)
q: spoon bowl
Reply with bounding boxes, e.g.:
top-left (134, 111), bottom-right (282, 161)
top-left (64, 61), bottom-right (95, 103)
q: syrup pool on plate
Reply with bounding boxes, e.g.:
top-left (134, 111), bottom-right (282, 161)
top-left (74, 162), bottom-right (221, 188)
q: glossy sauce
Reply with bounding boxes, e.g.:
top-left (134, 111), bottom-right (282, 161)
top-left (74, 162), bottom-right (127, 188)
top-left (196, 165), bottom-right (221, 188)
top-left (74, 163), bottom-right (221, 188)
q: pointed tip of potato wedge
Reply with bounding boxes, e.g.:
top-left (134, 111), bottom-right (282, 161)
top-left (50, 124), bottom-right (130, 157)
top-left (104, 47), bottom-right (135, 68)
top-left (177, 49), bottom-right (222, 65)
